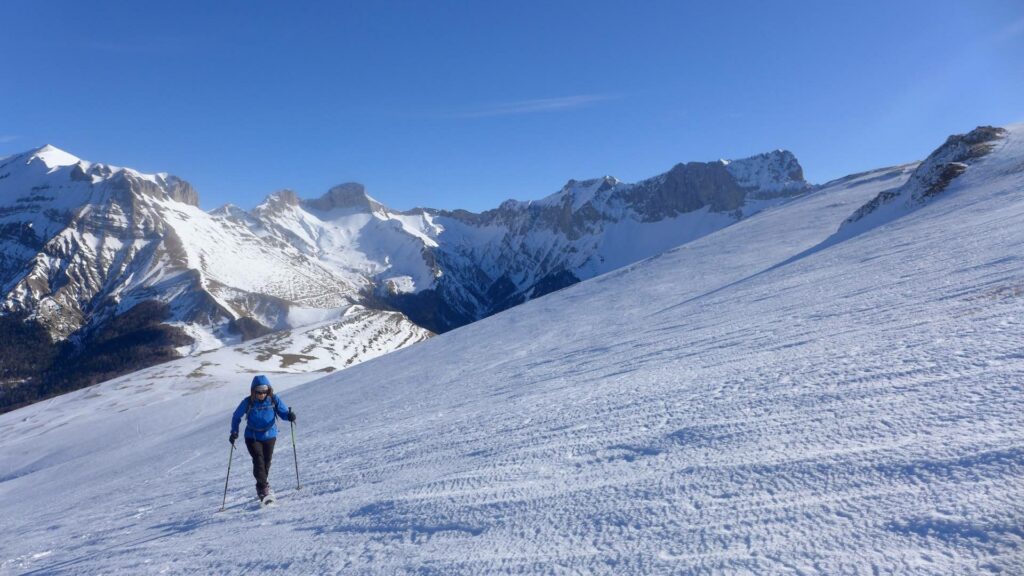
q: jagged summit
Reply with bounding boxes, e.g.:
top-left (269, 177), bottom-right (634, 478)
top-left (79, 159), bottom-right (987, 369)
top-left (844, 125), bottom-right (1009, 228)
top-left (250, 184), bottom-right (384, 216)
top-left (0, 144), bottom-right (200, 207)
top-left (29, 144), bottom-right (82, 169)
top-left (719, 149), bottom-right (808, 196)
top-left (530, 175), bottom-right (623, 211)
top-left (563, 175), bottom-right (620, 190)
top-left (209, 203), bottom-right (247, 218)
top-left (532, 150), bottom-right (810, 215)
top-left (258, 189), bottom-right (302, 208)
top-left (303, 182), bottom-right (384, 214)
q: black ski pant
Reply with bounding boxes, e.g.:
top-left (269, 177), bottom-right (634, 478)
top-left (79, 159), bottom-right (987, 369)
top-left (245, 437), bottom-right (276, 492)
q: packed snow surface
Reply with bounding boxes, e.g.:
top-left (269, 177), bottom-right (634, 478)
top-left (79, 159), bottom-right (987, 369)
top-left (2, 127), bottom-right (1024, 574)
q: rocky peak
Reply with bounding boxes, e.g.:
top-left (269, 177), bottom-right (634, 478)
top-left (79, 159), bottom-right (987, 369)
top-left (160, 175), bottom-right (200, 207)
top-left (209, 203), bottom-right (247, 219)
top-left (658, 160), bottom-right (746, 213)
top-left (908, 126), bottom-right (1007, 202)
top-left (617, 151), bottom-right (811, 221)
top-left (28, 144), bottom-right (82, 170)
top-left (104, 170), bottom-right (200, 207)
top-left (5, 145), bottom-right (200, 207)
top-left (844, 126), bottom-right (1008, 226)
top-left (562, 175), bottom-right (619, 193)
top-left (303, 182), bottom-right (383, 213)
top-left (266, 189), bottom-right (302, 207)
top-left (724, 150), bottom-right (809, 196)
top-left (251, 189), bottom-right (305, 219)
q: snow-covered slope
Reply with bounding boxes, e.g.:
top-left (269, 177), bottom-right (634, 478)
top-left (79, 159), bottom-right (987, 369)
top-left (2, 124), bottom-right (1021, 573)
top-left (175, 304), bottom-right (431, 376)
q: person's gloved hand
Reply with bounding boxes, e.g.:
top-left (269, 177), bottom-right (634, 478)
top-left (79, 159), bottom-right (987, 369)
top-left (287, 409), bottom-right (296, 423)
top-left (229, 432), bottom-right (238, 445)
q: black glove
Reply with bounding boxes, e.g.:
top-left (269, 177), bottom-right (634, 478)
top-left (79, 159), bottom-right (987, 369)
top-left (287, 409), bottom-right (296, 423)
top-left (229, 432), bottom-right (238, 445)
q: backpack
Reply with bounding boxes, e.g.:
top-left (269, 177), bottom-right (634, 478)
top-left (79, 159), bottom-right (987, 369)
top-left (245, 393), bottom-right (281, 433)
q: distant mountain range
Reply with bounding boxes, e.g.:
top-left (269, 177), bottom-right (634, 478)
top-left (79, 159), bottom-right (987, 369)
top-left (2, 126), bottom-right (997, 412)
top-left (212, 148), bottom-right (812, 332)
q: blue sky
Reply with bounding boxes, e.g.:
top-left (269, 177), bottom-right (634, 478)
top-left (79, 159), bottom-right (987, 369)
top-left (2, 1), bottom-right (1022, 212)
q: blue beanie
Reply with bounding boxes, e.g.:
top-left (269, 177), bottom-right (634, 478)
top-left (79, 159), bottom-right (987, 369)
top-left (251, 375), bottom-right (271, 390)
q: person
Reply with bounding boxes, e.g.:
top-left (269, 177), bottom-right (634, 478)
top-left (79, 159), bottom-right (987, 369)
top-left (229, 375), bottom-right (296, 501)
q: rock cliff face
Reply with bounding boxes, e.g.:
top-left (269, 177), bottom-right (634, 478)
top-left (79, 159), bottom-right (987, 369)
top-left (304, 182), bottom-right (385, 213)
top-left (845, 126), bottom-right (1008, 226)
top-left (0, 149), bottom-right (206, 339)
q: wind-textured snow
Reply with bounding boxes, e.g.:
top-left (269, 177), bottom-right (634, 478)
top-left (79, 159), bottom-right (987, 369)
top-left (2, 126), bottom-right (1024, 574)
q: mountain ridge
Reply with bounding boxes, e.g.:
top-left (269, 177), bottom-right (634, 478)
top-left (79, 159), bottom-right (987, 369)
top-left (216, 147), bottom-right (815, 331)
top-left (4, 127), bottom-right (1000, 412)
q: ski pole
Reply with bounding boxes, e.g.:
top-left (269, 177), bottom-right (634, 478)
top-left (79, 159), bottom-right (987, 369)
top-left (290, 418), bottom-right (301, 490)
top-left (220, 442), bottom-right (235, 511)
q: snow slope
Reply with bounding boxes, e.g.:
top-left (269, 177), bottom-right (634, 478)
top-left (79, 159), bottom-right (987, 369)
top-left (1, 126), bottom-right (1023, 574)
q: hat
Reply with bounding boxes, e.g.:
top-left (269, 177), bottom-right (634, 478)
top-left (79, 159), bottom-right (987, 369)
top-left (251, 374), bottom-right (271, 391)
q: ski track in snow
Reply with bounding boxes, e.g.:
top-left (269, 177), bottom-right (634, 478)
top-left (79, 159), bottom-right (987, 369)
top-left (2, 128), bottom-right (1024, 574)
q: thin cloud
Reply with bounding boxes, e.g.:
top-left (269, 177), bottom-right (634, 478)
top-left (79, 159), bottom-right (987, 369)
top-left (80, 35), bottom-right (197, 56)
top-left (0, 135), bottom-right (17, 144)
top-left (993, 16), bottom-right (1024, 43)
top-left (451, 94), bottom-right (619, 119)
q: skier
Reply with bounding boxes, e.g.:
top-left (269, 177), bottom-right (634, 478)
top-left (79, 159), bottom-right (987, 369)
top-left (229, 375), bottom-right (296, 503)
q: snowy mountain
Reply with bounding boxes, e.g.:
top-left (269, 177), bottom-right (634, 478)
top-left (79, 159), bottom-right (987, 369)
top-left (0, 142), bottom-right (809, 414)
top-left (215, 182), bottom-right (443, 308)
top-left (1, 143), bottom-right (810, 410)
top-left (220, 149), bottom-right (812, 332)
top-left (0, 147), bottom-right (430, 411)
top-left (419, 150), bottom-right (810, 329)
top-left (0, 146), bottom-right (362, 338)
top-left (1, 124), bottom-right (1020, 573)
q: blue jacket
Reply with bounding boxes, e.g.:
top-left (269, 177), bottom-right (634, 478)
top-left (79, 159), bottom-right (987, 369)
top-left (231, 394), bottom-right (291, 441)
